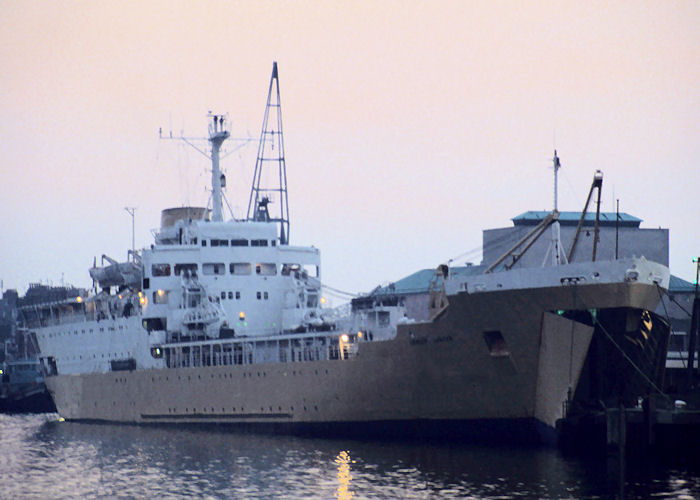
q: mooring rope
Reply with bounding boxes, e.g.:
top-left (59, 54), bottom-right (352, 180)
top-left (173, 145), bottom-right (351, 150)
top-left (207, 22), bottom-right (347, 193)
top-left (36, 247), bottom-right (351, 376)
top-left (655, 283), bottom-right (686, 369)
top-left (582, 296), bottom-right (671, 403)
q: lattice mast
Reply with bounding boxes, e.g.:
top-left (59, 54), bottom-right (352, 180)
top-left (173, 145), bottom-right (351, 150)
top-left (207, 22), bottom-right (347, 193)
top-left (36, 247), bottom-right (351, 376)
top-left (246, 62), bottom-right (290, 245)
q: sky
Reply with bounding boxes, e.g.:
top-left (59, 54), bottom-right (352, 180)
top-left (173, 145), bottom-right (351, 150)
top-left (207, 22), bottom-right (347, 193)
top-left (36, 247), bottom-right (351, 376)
top-left (1, 1), bottom-right (698, 302)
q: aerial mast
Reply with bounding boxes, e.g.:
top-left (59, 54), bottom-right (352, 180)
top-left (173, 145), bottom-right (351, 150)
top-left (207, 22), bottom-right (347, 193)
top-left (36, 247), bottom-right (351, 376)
top-left (246, 62), bottom-right (290, 245)
top-left (209, 114), bottom-right (230, 222)
top-left (543, 150), bottom-right (568, 267)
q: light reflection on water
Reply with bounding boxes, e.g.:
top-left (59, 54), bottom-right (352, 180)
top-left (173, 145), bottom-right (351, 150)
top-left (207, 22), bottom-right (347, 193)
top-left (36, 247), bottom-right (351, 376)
top-left (2, 413), bottom-right (700, 499)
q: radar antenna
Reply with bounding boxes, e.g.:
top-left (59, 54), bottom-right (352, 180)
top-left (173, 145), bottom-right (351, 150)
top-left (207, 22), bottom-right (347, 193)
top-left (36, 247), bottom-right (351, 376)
top-left (246, 62), bottom-right (290, 245)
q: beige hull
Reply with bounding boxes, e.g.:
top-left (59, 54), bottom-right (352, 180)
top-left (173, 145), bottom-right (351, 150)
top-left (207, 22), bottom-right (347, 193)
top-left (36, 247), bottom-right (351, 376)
top-left (45, 281), bottom-right (663, 432)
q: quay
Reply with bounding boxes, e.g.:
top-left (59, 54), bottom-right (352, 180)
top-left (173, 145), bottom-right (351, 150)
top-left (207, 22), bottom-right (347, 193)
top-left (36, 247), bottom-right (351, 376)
top-left (558, 393), bottom-right (700, 458)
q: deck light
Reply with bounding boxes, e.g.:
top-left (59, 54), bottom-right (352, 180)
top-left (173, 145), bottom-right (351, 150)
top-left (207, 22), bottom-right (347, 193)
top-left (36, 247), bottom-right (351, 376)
top-left (76, 296), bottom-right (83, 303)
top-left (340, 334), bottom-right (349, 343)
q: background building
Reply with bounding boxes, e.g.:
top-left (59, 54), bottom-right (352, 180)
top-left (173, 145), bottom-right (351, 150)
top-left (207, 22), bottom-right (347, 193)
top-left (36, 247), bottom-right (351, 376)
top-left (482, 211), bottom-right (668, 268)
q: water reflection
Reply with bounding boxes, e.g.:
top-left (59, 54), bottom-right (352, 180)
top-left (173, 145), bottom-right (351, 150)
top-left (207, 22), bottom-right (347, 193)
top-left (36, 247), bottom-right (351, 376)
top-left (2, 414), bottom-right (700, 499)
top-left (334, 450), bottom-right (353, 499)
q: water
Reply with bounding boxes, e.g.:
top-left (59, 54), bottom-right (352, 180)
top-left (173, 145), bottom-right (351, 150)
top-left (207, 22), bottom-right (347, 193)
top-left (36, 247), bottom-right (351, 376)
top-left (1, 413), bottom-right (699, 499)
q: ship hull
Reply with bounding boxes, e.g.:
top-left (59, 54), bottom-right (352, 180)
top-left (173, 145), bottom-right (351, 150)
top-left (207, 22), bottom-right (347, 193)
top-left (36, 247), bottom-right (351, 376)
top-left (43, 280), bottom-right (668, 442)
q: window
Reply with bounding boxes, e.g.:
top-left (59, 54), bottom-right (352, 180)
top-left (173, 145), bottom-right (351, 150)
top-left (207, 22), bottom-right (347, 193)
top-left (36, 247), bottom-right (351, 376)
top-left (153, 290), bottom-right (168, 305)
top-left (230, 262), bottom-right (252, 275)
top-left (282, 263), bottom-right (300, 276)
top-left (378, 311), bottom-right (390, 327)
top-left (256, 263), bottom-right (277, 276)
top-left (203, 263), bottom-right (225, 275)
top-left (263, 291), bottom-right (269, 300)
top-left (251, 239), bottom-right (268, 247)
top-left (151, 263), bottom-right (171, 277)
top-left (228, 291), bottom-right (233, 300)
top-left (483, 330), bottom-right (510, 357)
top-left (211, 239), bottom-right (229, 247)
top-left (201, 240), bottom-right (207, 247)
top-left (256, 292), bottom-right (262, 300)
top-left (303, 264), bottom-right (319, 278)
top-left (174, 263), bottom-right (198, 276)
top-left (231, 239), bottom-right (249, 247)
top-left (307, 294), bottom-right (318, 308)
top-left (221, 291), bottom-right (226, 300)
top-left (235, 291), bottom-right (241, 300)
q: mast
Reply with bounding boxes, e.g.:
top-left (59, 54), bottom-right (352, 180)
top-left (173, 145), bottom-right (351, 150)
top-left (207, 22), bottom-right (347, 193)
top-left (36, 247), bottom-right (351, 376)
top-left (209, 114), bottom-right (230, 222)
top-left (246, 62), bottom-right (290, 245)
top-left (543, 150), bottom-right (568, 267)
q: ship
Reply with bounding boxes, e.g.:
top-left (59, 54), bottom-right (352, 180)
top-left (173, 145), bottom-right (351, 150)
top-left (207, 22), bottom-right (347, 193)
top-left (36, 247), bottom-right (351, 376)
top-left (1, 329), bottom-right (56, 413)
top-left (27, 63), bottom-right (671, 443)
top-left (0, 356), bottom-right (56, 413)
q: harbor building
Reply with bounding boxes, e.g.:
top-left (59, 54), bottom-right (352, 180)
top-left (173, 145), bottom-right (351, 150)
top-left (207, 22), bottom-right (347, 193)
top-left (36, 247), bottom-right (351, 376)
top-left (482, 211), bottom-right (668, 268)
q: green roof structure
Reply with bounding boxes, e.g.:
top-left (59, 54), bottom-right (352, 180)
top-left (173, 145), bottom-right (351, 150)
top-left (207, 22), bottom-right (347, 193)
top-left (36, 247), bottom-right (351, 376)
top-left (512, 211), bottom-right (642, 228)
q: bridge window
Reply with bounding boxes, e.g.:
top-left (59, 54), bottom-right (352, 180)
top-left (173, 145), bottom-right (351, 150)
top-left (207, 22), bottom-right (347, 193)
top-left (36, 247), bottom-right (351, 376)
top-left (231, 239), bottom-right (249, 247)
top-left (174, 263), bottom-right (198, 276)
top-left (304, 264), bottom-right (319, 278)
top-left (256, 263), bottom-right (277, 276)
top-left (251, 239), bottom-right (268, 247)
top-left (203, 263), bottom-right (225, 275)
top-left (151, 263), bottom-right (171, 277)
top-left (211, 239), bottom-right (229, 247)
top-left (230, 262), bottom-right (252, 275)
top-left (282, 263), bottom-right (300, 276)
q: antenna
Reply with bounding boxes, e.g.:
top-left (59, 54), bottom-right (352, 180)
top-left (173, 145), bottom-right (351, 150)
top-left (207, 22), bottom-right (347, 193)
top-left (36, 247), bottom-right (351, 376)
top-left (542, 150), bottom-right (568, 267)
top-left (553, 149), bottom-right (561, 211)
top-left (124, 207), bottom-right (137, 262)
top-left (246, 62), bottom-right (290, 245)
top-left (160, 114), bottom-right (251, 221)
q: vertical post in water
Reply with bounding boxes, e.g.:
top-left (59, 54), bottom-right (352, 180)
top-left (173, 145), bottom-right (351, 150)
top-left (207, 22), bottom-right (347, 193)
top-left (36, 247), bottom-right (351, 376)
top-left (689, 257), bottom-right (700, 387)
top-left (615, 199), bottom-right (620, 260)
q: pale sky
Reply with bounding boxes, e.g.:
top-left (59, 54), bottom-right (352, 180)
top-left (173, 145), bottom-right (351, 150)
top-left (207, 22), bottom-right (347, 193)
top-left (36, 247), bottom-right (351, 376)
top-left (1, 1), bottom-right (699, 301)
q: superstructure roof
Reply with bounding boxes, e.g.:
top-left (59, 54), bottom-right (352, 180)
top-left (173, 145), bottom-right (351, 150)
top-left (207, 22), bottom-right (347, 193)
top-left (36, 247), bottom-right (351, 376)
top-left (512, 211), bottom-right (643, 228)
